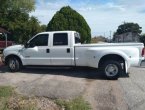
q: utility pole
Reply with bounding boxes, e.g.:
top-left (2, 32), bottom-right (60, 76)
top-left (4, 33), bottom-right (7, 47)
top-left (104, 33), bottom-right (105, 38)
top-left (123, 21), bottom-right (125, 42)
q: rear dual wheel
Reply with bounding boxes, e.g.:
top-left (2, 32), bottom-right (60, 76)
top-left (102, 60), bottom-right (122, 80)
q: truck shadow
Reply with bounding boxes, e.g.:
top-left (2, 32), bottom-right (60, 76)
top-left (0, 66), bottom-right (129, 80)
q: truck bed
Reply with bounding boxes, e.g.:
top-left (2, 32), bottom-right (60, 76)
top-left (75, 43), bottom-right (144, 47)
top-left (74, 43), bottom-right (144, 67)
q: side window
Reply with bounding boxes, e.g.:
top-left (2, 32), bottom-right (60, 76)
top-left (53, 33), bottom-right (68, 46)
top-left (29, 34), bottom-right (48, 46)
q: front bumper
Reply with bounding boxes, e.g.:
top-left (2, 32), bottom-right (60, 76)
top-left (1, 54), bottom-right (5, 64)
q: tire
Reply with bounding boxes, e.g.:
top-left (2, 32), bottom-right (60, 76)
top-left (102, 60), bottom-right (122, 80)
top-left (8, 57), bottom-right (21, 72)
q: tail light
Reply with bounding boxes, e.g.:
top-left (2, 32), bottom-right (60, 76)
top-left (142, 48), bottom-right (145, 57)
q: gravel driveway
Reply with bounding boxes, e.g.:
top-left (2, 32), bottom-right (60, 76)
top-left (0, 58), bottom-right (145, 110)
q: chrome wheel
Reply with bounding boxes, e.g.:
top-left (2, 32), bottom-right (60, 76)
top-left (102, 60), bottom-right (122, 79)
top-left (9, 59), bottom-right (16, 70)
top-left (8, 57), bottom-right (21, 72)
top-left (105, 64), bottom-right (118, 77)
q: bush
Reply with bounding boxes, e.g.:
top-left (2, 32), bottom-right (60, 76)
top-left (47, 6), bottom-right (91, 43)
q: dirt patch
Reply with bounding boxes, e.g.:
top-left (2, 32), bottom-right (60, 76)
top-left (0, 86), bottom-right (61, 110)
top-left (7, 96), bottom-right (60, 110)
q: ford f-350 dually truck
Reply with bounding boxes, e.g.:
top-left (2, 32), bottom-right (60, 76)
top-left (2, 31), bottom-right (145, 79)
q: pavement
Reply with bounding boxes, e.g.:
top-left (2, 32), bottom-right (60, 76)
top-left (0, 58), bottom-right (145, 110)
top-left (141, 60), bottom-right (145, 67)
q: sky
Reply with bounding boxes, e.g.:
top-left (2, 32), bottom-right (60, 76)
top-left (30, 0), bottom-right (145, 38)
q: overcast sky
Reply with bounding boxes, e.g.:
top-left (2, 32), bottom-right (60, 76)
top-left (30, 0), bottom-right (145, 37)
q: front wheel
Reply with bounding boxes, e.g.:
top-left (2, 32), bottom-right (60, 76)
top-left (102, 60), bottom-right (122, 80)
top-left (8, 57), bottom-right (21, 72)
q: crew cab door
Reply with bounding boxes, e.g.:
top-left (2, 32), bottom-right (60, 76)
top-left (50, 33), bottom-right (74, 65)
top-left (21, 34), bottom-right (51, 65)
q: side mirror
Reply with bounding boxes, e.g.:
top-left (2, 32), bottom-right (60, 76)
top-left (24, 42), bottom-right (35, 48)
top-left (24, 42), bottom-right (29, 48)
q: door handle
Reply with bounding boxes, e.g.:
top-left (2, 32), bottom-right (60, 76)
top-left (46, 49), bottom-right (50, 53)
top-left (67, 48), bottom-right (70, 53)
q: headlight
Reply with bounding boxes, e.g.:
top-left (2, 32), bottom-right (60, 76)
top-left (2, 49), bottom-right (6, 56)
top-left (1, 55), bottom-right (4, 63)
top-left (1, 51), bottom-right (5, 63)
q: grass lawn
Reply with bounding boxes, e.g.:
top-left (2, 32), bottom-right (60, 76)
top-left (56, 97), bottom-right (91, 110)
top-left (0, 86), bottom-right (91, 110)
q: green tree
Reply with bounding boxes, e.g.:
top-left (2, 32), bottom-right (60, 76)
top-left (28, 17), bottom-right (41, 37)
top-left (140, 34), bottom-right (145, 46)
top-left (0, 0), bottom-right (35, 14)
top-left (19, 16), bottom-right (42, 43)
top-left (115, 22), bottom-right (142, 35)
top-left (40, 25), bottom-right (47, 32)
top-left (0, 0), bottom-right (42, 43)
top-left (47, 6), bottom-right (91, 43)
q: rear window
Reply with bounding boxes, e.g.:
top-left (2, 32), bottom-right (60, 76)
top-left (53, 33), bottom-right (68, 46)
top-left (75, 33), bottom-right (81, 44)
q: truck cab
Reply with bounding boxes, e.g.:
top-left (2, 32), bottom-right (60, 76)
top-left (22, 31), bottom-right (79, 66)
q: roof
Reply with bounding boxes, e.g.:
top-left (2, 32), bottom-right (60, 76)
top-left (38, 31), bottom-right (77, 34)
top-left (0, 27), bottom-right (10, 33)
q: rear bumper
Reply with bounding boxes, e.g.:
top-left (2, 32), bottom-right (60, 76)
top-left (141, 58), bottom-right (145, 66)
top-left (128, 57), bottom-right (144, 67)
top-left (140, 57), bottom-right (145, 66)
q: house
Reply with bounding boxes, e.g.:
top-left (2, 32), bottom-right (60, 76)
top-left (0, 27), bottom-right (13, 50)
top-left (91, 36), bottom-right (109, 43)
top-left (114, 32), bottom-right (140, 42)
top-left (0, 27), bottom-right (10, 41)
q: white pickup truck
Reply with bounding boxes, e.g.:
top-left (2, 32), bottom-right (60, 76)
top-left (2, 31), bottom-right (145, 79)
